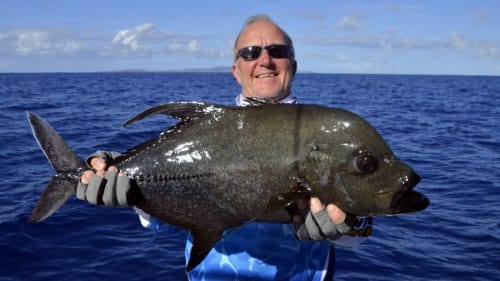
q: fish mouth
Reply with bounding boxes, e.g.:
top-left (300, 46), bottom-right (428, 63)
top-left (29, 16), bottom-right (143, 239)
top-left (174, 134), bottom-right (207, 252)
top-left (390, 190), bottom-right (429, 214)
top-left (375, 174), bottom-right (429, 215)
top-left (390, 174), bottom-right (429, 214)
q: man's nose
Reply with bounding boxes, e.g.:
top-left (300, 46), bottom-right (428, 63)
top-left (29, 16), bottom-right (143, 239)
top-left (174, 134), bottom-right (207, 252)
top-left (257, 49), bottom-right (273, 65)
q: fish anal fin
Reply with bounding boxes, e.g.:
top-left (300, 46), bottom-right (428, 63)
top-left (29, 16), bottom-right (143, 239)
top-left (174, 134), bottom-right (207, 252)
top-left (124, 102), bottom-right (226, 127)
top-left (186, 227), bottom-right (224, 272)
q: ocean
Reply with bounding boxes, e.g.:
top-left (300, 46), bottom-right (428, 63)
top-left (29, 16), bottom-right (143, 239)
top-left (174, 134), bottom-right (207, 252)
top-left (0, 72), bottom-right (498, 280)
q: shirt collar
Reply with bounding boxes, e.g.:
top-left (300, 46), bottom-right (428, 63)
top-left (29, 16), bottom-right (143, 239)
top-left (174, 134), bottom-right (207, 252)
top-left (235, 94), bottom-right (297, 107)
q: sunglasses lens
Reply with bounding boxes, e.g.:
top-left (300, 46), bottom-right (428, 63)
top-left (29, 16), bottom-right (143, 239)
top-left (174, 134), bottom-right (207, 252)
top-left (238, 45), bottom-right (291, 61)
top-left (266, 45), bottom-right (290, 59)
top-left (239, 46), bottom-right (262, 61)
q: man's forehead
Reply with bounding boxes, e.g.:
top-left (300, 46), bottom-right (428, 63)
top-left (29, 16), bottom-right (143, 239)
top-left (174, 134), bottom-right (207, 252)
top-left (237, 21), bottom-right (286, 47)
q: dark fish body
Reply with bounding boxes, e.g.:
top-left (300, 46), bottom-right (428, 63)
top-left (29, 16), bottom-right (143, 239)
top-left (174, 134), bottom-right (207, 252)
top-left (27, 102), bottom-right (429, 271)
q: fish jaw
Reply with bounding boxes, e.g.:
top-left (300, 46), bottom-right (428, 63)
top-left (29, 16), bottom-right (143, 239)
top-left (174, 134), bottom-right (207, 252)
top-left (374, 173), bottom-right (429, 215)
top-left (390, 190), bottom-right (429, 215)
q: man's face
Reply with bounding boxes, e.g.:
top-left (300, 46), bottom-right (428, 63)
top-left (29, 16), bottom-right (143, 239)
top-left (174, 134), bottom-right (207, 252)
top-left (232, 21), bottom-right (297, 100)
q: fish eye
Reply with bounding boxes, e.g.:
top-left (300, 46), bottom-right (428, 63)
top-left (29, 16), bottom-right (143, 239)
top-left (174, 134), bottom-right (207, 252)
top-left (355, 152), bottom-right (378, 174)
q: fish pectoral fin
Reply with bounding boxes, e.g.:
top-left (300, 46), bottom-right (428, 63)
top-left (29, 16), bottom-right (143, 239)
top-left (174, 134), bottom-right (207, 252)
top-left (124, 102), bottom-right (226, 127)
top-left (186, 227), bottom-right (224, 272)
top-left (263, 186), bottom-right (310, 214)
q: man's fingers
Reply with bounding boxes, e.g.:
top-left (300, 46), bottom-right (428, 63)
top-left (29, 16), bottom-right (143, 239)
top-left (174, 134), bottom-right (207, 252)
top-left (89, 157), bottom-right (108, 171)
top-left (86, 175), bottom-right (105, 205)
top-left (310, 197), bottom-right (325, 213)
top-left (312, 209), bottom-right (341, 239)
top-left (77, 170), bottom-right (94, 200)
top-left (95, 169), bottom-right (105, 177)
top-left (304, 212), bottom-right (323, 240)
top-left (102, 168), bottom-right (118, 206)
top-left (77, 164), bottom-right (130, 207)
top-left (116, 172), bottom-right (130, 206)
top-left (293, 198), bottom-right (353, 241)
top-left (326, 204), bottom-right (347, 224)
top-left (76, 181), bottom-right (88, 200)
top-left (80, 170), bottom-right (95, 185)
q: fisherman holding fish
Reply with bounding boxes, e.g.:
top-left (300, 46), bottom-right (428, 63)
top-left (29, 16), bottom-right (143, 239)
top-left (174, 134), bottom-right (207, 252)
top-left (78, 15), bottom-right (373, 280)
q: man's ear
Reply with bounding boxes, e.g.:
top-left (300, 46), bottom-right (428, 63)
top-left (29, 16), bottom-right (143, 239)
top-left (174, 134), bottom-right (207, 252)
top-left (232, 64), bottom-right (242, 85)
top-left (292, 59), bottom-right (298, 77)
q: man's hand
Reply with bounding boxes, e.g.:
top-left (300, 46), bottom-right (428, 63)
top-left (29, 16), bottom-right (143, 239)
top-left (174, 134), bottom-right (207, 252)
top-left (293, 197), bottom-right (354, 241)
top-left (77, 156), bottom-right (130, 207)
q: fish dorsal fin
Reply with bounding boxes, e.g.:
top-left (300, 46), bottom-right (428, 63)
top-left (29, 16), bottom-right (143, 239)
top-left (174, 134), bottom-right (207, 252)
top-left (123, 102), bottom-right (224, 127)
top-left (186, 227), bottom-right (224, 272)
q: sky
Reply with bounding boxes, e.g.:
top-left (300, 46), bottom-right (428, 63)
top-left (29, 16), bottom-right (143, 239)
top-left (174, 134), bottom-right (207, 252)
top-left (0, 0), bottom-right (499, 75)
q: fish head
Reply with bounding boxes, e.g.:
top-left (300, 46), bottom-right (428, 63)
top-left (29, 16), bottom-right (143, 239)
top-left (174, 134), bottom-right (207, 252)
top-left (305, 108), bottom-right (429, 216)
top-left (333, 149), bottom-right (429, 216)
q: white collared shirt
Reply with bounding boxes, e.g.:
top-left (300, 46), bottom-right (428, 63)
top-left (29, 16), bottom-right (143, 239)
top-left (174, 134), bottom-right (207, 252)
top-left (235, 93), bottom-right (297, 106)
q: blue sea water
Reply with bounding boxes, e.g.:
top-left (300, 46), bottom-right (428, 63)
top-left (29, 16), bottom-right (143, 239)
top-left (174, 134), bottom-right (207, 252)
top-left (0, 72), bottom-right (499, 281)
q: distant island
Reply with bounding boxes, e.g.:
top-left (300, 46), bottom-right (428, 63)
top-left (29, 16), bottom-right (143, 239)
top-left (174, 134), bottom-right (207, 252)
top-left (112, 66), bottom-right (230, 73)
top-left (110, 67), bottom-right (320, 74)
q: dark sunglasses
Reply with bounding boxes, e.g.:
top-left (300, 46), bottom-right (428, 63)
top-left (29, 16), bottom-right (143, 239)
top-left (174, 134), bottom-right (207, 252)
top-left (237, 44), bottom-right (293, 61)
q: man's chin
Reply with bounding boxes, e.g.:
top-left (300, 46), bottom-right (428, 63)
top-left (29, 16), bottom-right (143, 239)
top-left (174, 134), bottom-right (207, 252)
top-left (251, 89), bottom-right (287, 100)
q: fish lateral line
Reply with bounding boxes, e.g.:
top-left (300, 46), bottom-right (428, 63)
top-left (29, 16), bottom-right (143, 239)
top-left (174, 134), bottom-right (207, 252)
top-left (131, 172), bottom-right (215, 182)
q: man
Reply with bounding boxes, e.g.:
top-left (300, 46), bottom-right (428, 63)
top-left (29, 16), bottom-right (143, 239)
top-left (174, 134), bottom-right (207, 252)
top-left (78, 15), bottom-right (372, 280)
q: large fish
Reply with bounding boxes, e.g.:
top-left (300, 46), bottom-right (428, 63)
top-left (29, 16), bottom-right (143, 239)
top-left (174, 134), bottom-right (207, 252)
top-left (27, 101), bottom-right (429, 271)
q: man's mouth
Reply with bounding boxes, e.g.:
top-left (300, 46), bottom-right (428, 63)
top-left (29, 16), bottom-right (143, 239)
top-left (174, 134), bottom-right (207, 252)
top-left (255, 73), bottom-right (277, 78)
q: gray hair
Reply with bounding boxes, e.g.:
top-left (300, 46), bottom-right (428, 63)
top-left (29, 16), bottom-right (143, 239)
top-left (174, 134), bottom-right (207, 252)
top-left (233, 14), bottom-right (295, 62)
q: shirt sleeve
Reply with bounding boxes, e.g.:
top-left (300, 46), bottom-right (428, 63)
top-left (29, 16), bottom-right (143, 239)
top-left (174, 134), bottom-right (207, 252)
top-left (85, 150), bottom-right (122, 168)
top-left (333, 217), bottom-right (373, 248)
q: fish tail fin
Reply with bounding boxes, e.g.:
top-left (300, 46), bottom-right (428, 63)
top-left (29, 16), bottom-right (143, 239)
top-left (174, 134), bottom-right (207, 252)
top-left (186, 228), bottom-right (224, 272)
top-left (27, 112), bottom-right (86, 223)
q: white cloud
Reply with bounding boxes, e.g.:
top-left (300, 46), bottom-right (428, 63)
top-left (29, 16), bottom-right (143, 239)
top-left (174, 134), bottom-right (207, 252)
top-left (348, 61), bottom-right (382, 72)
top-left (469, 9), bottom-right (490, 22)
top-left (186, 40), bottom-right (200, 52)
top-left (306, 31), bottom-right (500, 60)
top-left (337, 60), bottom-right (389, 74)
top-left (490, 65), bottom-right (500, 74)
top-left (108, 23), bottom-right (229, 58)
top-left (336, 14), bottom-right (365, 31)
top-left (165, 40), bottom-right (203, 55)
top-left (60, 40), bottom-right (81, 53)
top-left (112, 23), bottom-right (154, 51)
top-left (12, 30), bottom-right (81, 56)
top-left (0, 23), bottom-right (231, 62)
top-left (334, 53), bottom-right (348, 62)
top-left (295, 11), bottom-right (327, 32)
top-left (450, 31), bottom-right (500, 59)
top-left (384, 2), bottom-right (422, 12)
top-left (16, 31), bottom-right (51, 55)
top-left (450, 31), bottom-right (467, 50)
